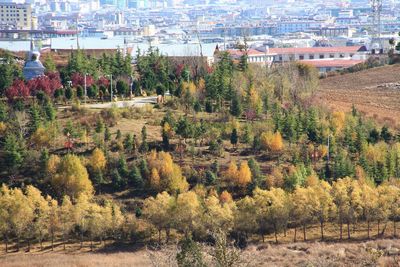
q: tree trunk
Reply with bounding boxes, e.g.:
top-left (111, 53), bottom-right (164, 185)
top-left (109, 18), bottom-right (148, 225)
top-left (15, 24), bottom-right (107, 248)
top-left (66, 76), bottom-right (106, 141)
top-left (367, 220), bottom-right (370, 239)
top-left (339, 221), bottom-right (343, 240)
top-left (16, 237), bottom-right (19, 252)
top-left (27, 239), bottom-right (30, 252)
top-left (303, 224), bottom-right (307, 241)
top-left (90, 239), bottom-right (93, 251)
top-left (51, 233), bottom-right (54, 251)
top-left (63, 232), bottom-right (66, 250)
top-left (166, 228), bottom-right (170, 244)
top-left (80, 232), bottom-right (83, 249)
top-left (158, 229), bottom-right (161, 245)
top-left (5, 237), bottom-right (8, 253)
top-left (394, 221), bottom-right (397, 238)
top-left (284, 227), bottom-right (287, 237)
top-left (294, 227), bottom-right (297, 242)
top-left (347, 222), bottom-right (351, 239)
top-left (320, 221), bottom-right (324, 241)
top-left (381, 222), bottom-right (387, 236)
top-left (378, 220), bottom-right (380, 237)
top-left (274, 225), bottom-right (278, 244)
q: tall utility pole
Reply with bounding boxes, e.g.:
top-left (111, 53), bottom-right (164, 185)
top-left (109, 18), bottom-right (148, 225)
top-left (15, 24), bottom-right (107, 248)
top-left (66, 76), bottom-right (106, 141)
top-left (84, 73), bottom-right (88, 105)
top-left (370, 0), bottom-right (383, 49)
top-left (107, 74), bottom-right (113, 102)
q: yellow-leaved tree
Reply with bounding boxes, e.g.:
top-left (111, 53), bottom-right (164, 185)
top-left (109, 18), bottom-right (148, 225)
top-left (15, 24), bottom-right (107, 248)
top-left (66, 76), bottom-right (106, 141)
top-left (310, 180), bottom-right (336, 240)
top-left (143, 191), bottom-right (173, 244)
top-left (203, 194), bottom-right (235, 232)
top-left (237, 161), bottom-right (252, 187)
top-left (47, 196), bottom-right (59, 250)
top-left (59, 195), bottom-right (75, 250)
top-left (359, 183), bottom-right (379, 239)
top-left (253, 187), bottom-right (290, 243)
top-left (291, 186), bottom-right (314, 241)
top-left (147, 151), bottom-right (189, 193)
top-left (261, 131), bottom-right (284, 154)
top-left (331, 177), bottom-right (363, 240)
top-left (26, 185), bottom-right (50, 251)
top-left (171, 191), bottom-right (202, 237)
top-left (88, 148), bottom-right (107, 173)
top-left (234, 196), bottom-right (257, 239)
top-left (50, 154), bottom-right (94, 200)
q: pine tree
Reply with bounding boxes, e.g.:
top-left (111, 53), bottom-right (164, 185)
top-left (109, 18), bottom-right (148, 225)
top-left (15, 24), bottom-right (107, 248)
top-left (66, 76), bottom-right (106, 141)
top-left (230, 128), bottom-right (238, 148)
top-left (230, 93), bottom-right (242, 117)
top-left (140, 126), bottom-right (149, 153)
top-left (104, 125), bottom-right (111, 142)
top-left (129, 166), bottom-right (144, 187)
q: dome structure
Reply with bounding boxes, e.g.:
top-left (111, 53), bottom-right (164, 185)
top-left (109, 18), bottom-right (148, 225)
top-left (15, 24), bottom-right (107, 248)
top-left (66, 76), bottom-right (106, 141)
top-left (23, 48), bottom-right (45, 81)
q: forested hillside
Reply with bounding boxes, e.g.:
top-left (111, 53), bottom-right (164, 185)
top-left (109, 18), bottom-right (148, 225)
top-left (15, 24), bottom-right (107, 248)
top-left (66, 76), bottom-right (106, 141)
top-left (0, 48), bottom-right (399, 266)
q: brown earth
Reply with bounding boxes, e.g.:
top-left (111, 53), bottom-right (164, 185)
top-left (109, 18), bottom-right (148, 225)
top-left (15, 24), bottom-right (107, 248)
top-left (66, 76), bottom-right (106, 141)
top-left (314, 64), bottom-right (400, 129)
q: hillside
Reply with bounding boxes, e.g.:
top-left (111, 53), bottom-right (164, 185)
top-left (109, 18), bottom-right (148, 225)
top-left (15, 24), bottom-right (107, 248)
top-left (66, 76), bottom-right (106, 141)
top-left (314, 64), bottom-right (400, 128)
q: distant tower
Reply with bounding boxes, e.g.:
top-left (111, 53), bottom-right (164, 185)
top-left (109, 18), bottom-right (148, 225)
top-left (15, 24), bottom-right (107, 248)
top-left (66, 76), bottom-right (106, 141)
top-left (370, 0), bottom-right (382, 49)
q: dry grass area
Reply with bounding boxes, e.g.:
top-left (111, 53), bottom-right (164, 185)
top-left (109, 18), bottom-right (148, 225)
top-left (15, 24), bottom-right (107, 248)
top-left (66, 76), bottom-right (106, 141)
top-left (314, 64), bottom-right (400, 129)
top-left (1, 239), bottom-right (399, 267)
top-left (0, 251), bottom-right (151, 267)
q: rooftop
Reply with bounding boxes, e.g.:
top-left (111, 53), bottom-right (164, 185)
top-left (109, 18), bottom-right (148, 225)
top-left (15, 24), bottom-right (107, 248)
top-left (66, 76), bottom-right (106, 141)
top-left (269, 46), bottom-right (367, 55)
top-left (300, 59), bottom-right (365, 68)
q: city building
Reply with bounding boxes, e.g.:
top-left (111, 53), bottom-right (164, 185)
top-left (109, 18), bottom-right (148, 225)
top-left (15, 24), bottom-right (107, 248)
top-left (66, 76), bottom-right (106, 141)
top-left (0, 3), bottom-right (33, 30)
top-left (218, 46), bottom-right (276, 67)
top-left (269, 46), bottom-right (368, 62)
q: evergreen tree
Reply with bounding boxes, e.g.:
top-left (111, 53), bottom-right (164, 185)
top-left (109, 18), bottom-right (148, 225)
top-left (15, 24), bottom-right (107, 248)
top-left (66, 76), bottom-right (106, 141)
top-left (381, 126), bottom-right (393, 142)
top-left (104, 126), bottom-right (111, 142)
top-left (128, 166), bottom-right (144, 187)
top-left (76, 86), bottom-right (84, 99)
top-left (29, 104), bottom-right (42, 133)
top-left (116, 80), bottom-right (129, 97)
top-left (4, 134), bottom-right (24, 170)
top-left (44, 100), bottom-right (56, 122)
top-left (112, 169), bottom-right (125, 190)
top-left (230, 128), bottom-right (238, 148)
top-left (230, 92), bottom-right (242, 117)
top-left (65, 87), bottom-right (73, 101)
top-left (140, 126), bottom-right (148, 153)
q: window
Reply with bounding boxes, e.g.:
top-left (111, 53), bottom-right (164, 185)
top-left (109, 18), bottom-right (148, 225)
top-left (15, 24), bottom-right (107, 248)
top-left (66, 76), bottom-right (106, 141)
top-left (279, 56), bottom-right (282, 61)
top-left (309, 54), bottom-right (314, 59)
top-left (329, 54), bottom-right (334, 58)
top-left (299, 55), bottom-right (304, 60)
top-left (319, 54), bottom-right (324, 59)
top-left (339, 54), bottom-right (344, 58)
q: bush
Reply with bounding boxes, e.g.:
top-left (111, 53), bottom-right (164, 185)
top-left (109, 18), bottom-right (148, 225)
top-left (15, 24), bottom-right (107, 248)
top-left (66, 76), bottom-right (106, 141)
top-left (76, 86), bottom-right (84, 99)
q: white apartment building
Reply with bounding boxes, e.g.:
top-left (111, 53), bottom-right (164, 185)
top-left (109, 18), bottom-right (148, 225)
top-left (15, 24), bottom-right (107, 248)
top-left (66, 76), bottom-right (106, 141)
top-left (269, 46), bottom-right (368, 62)
top-left (219, 47), bottom-right (276, 68)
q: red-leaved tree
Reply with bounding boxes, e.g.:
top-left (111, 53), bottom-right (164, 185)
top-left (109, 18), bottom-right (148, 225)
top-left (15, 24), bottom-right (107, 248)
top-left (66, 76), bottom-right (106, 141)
top-left (27, 74), bottom-right (62, 96)
top-left (71, 73), bottom-right (94, 88)
top-left (97, 76), bottom-right (110, 88)
top-left (5, 79), bottom-right (30, 101)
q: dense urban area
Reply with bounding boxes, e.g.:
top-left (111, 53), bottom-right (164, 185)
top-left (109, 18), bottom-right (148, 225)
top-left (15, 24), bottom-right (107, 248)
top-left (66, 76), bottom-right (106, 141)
top-left (0, 0), bottom-right (400, 267)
